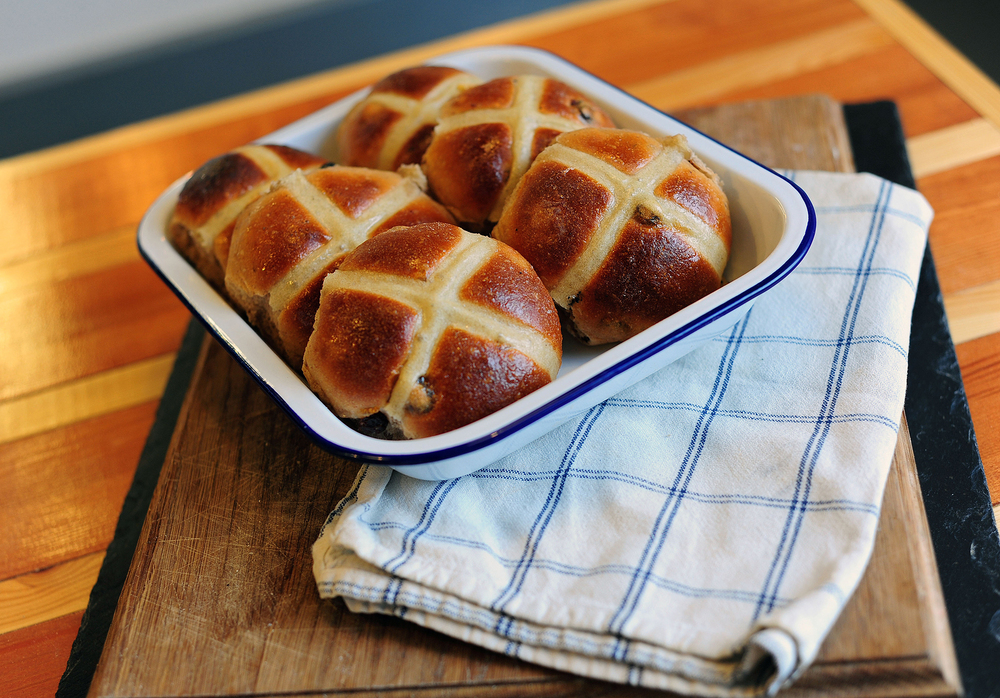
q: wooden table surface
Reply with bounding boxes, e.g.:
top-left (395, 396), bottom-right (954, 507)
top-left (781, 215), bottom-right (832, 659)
top-left (2, 0), bottom-right (999, 695)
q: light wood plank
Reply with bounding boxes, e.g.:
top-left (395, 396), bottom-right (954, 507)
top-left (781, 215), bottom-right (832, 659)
top-left (0, 353), bottom-right (174, 445)
top-left (0, 259), bottom-right (190, 403)
top-left (944, 279), bottom-right (1000, 345)
top-left (0, 553), bottom-right (103, 635)
top-left (908, 118), bottom-right (1000, 178)
top-left (629, 18), bottom-right (894, 110)
top-left (0, 401), bottom-right (158, 581)
top-left (0, 225), bottom-right (138, 293)
top-left (0, 0), bottom-right (983, 692)
top-left (853, 0), bottom-right (1000, 129)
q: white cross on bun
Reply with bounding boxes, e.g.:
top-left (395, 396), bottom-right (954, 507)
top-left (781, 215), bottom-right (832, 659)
top-left (493, 128), bottom-right (732, 345)
top-left (336, 66), bottom-right (482, 171)
top-left (421, 74), bottom-right (615, 230)
top-left (224, 165), bottom-right (454, 368)
top-left (169, 144), bottom-right (329, 291)
top-left (303, 222), bottom-right (562, 439)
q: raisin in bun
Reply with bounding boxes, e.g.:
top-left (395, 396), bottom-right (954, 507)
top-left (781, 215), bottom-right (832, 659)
top-left (493, 128), bottom-right (731, 345)
top-left (421, 75), bottom-right (615, 230)
top-left (225, 165), bottom-right (453, 368)
top-left (169, 144), bottom-right (328, 290)
top-left (336, 66), bottom-right (481, 171)
top-left (302, 222), bottom-right (562, 439)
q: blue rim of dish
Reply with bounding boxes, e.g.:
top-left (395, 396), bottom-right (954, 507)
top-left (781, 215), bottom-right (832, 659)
top-left (138, 46), bottom-right (818, 467)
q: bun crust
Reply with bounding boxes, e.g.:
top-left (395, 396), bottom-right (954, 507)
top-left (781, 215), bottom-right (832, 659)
top-left (224, 166), bottom-right (454, 367)
top-left (493, 128), bottom-right (731, 345)
top-left (336, 66), bottom-right (481, 171)
top-left (303, 222), bottom-right (562, 439)
top-left (421, 75), bottom-right (615, 229)
top-left (169, 144), bottom-right (328, 289)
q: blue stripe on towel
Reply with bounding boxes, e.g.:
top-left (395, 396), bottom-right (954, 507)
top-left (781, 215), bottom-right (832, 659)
top-left (383, 478), bottom-right (462, 574)
top-left (490, 403), bottom-right (608, 614)
top-left (754, 180), bottom-right (893, 620)
top-left (606, 310), bottom-right (752, 649)
top-left (606, 396), bottom-right (901, 429)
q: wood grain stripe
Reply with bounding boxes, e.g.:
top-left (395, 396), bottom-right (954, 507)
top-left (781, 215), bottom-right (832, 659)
top-left (628, 19), bottom-right (894, 111)
top-left (0, 225), bottom-right (138, 293)
top-left (853, 0), bottom-right (1000, 129)
top-left (0, 138), bottom-right (992, 296)
top-left (0, 353), bottom-right (175, 445)
top-left (908, 118), bottom-right (1000, 178)
top-left (944, 280), bottom-right (1000, 345)
top-left (0, 552), bottom-right (103, 635)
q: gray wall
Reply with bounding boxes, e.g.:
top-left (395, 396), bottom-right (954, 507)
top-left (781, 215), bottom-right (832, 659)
top-left (0, 0), bottom-right (340, 93)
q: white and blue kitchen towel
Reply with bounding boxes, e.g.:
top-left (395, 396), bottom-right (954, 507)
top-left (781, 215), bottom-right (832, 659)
top-left (313, 171), bottom-right (934, 696)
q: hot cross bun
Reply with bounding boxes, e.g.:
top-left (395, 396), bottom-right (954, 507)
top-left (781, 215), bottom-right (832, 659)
top-left (169, 144), bottom-right (329, 290)
top-left (302, 222), bottom-right (562, 439)
top-left (336, 65), bottom-right (481, 171)
top-left (225, 166), bottom-right (454, 368)
top-left (493, 128), bottom-right (731, 345)
top-left (421, 75), bottom-right (615, 230)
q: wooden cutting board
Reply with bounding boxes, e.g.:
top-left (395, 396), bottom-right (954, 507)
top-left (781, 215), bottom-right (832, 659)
top-left (87, 95), bottom-right (962, 698)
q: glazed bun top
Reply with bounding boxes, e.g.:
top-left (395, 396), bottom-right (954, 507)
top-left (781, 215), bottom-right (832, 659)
top-left (335, 65), bottom-right (481, 171)
top-left (224, 165), bottom-right (454, 366)
top-left (302, 222), bottom-right (562, 439)
top-left (493, 127), bottom-right (731, 345)
top-left (421, 75), bottom-right (615, 230)
top-left (169, 144), bottom-right (328, 287)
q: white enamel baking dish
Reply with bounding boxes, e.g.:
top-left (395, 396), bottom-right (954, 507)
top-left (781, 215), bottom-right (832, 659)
top-left (138, 45), bottom-right (815, 481)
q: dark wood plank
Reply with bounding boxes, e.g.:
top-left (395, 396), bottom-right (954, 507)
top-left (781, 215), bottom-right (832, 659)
top-left (916, 153), bottom-right (1000, 296)
top-left (89, 338), bottom-right (558, 695)
top-left (679, 98), bottom-right (960, 695)
top-left (672, 95), bottom-right (855, 172)
top-left (798, 419), bottom-right (961, 696)
top-left (0, 0), bottom-right (994, 694)
top-left (0, 612), bottom-right (83, 698)
top-left (955, 333), bottom-right (1000, 503)
top-left (528, 0), bottom-right (868, 88)
top-left (0, 403), bottom-right (158, 579)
